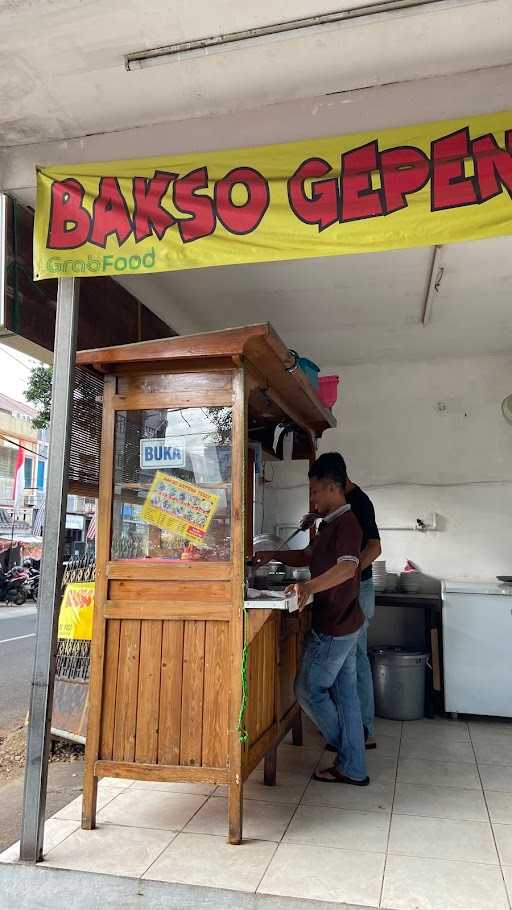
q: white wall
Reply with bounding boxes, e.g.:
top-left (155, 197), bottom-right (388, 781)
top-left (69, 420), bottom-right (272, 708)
top-left (3, 62), bottom-right (512, 205)
top-left (267, 353), bottom-right (512, 583)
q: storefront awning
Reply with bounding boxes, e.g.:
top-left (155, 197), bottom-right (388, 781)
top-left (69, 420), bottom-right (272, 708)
top-left (34, 109), bottom-right (512, 282)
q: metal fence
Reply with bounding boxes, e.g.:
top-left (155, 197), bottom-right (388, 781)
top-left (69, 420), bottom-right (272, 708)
top-left (55, 555), bottom-right (95, 681)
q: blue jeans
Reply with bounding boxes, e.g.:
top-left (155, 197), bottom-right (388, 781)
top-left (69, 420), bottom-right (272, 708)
top-left (357, 578), bottom-right (376, 737)
top-left (295, 628), bottom-right (367, 781)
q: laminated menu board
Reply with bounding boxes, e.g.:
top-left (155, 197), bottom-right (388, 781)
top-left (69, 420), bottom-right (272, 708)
top-left (141, 470), bottom-right (219, 544)
top-left (58, 582), bottom-right (95, 640)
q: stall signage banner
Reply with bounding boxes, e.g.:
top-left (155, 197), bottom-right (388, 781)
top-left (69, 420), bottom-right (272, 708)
top-left (141, 471), bottom-right (218, 543)
top-left (140, 438), bottom-right (185, 470)
top-left (34, 110), bottom-right (512, 280)
top-left (58, 582), bottom-right (95, 640)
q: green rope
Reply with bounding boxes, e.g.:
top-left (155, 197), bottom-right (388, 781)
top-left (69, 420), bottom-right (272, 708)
top-left (236, 606), bottom-right (249, 743)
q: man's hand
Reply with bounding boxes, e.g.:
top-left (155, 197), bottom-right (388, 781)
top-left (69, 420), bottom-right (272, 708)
top-left (285, 581), bottom-right (312, 612)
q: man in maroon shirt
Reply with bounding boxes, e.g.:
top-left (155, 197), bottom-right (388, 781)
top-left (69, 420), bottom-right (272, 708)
top-left (255, 453), bottom-right (368, 785)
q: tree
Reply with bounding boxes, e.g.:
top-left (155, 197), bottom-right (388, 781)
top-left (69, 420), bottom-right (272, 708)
top-left (203, 407), bottom-right (232, 446)
top-left (25, 365), bottom-right (52, 429)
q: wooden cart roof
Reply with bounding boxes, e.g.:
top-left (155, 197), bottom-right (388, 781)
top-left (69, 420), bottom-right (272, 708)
top-left (77, 322), bottom-right (336, 435)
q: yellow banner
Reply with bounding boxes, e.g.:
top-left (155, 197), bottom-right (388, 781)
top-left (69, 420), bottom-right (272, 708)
top-left (58, 582), bottom-right (95, 640)
top-left (141, 471), bottom-right (219, 544)
top-left (34, 110), bottom-right (512, 280)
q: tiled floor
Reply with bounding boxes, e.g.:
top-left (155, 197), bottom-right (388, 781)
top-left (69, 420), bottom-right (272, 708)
top-left (2, 715), bottom-right (512, 909)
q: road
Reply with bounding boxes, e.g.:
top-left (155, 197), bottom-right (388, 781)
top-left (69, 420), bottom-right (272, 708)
top-left (0, 606), bottom-right (36, 737)
top-left (0, 605), bottom-right (86, 854)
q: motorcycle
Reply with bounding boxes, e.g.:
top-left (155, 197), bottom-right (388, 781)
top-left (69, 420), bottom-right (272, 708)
top-left (20, 559), bottom-right (39, 604)
top-left (0, 566), bottom-right (29, 605)
top-left (23, 571), bottom-right (40, 603)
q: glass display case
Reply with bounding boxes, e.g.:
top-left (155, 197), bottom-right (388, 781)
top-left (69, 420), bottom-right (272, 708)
top-left (77, 324), bottom-right (335, 844)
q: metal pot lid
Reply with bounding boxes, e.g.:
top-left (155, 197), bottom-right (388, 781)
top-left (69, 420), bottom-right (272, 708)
top-left (253, 533), bottom-right (287, 551)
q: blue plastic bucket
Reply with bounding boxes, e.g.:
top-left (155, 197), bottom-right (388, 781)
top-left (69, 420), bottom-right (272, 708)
top-left (297, 357), bottom-right (320, 388)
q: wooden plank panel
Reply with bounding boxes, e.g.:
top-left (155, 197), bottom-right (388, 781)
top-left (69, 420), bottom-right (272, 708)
top-left (246, 625), bottom-right (261, 747)
top-left (202, 622), bottom-right (230, 768)
top-left (265, 619), bottom-right (277, 730)
top-left (95, 760), bottom-right (228, 785)
top-left (117, 370), bottom-right (232, 396)
top-left (99, 620), bottom-right (120, 761)
top-left (112, 390), bottom-right (232, 410)
top-left (180, 621), bottom-right (206, 766)
top-left (260, 619), bottom-right (275, 732)
top-left (247, 609), bottom-right (273, 644)
top-left (245, 626), bottom-right (257, 748)
top-left (158, 621), bottom-right (184, 765)
top-left (109, 580), bottom-right (232, 603)
top-left (246, 618), bottom-right (277, 747)
top-left (135, 621), bottom-right (163, 764)
top-left (107, 562), bottom-right (233, 581)
top-left (105, 602), bottom-right (230, 622)
top-left (256, 624), bottom-right (265, 738)
top-left (112, 620), bottom-right (141, 762)
top-left (112, 357), bottom-right (234, 376)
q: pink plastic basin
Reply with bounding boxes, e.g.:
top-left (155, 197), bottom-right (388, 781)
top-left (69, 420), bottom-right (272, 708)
top-left (318, 375), bottom-right (340, 409)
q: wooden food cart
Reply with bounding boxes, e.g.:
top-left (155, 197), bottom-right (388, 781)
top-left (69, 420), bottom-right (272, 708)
top-left (78, 323), bottom-right (335, 843)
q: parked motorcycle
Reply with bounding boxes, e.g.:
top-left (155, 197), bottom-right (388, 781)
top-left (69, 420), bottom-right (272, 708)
top-left (20, 559), bottom-right (39, 604)
top-left (23, 572), bottom-right (40, 603)
top-left (0, 565), bottom-right (29, 605)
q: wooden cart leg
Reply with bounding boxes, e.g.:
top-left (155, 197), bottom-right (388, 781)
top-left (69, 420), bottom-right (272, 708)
top-left (81, 765), bottom-right (98, 830)
top-left (264, 746), bottom-right (278, 786)
top-left (292, 709), bottom-right (303, 746)
top-left (228, 781), bottom-right (243, 844)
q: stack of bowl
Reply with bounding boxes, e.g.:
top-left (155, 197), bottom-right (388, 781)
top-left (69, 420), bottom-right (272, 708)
top-left (385, 572), bottom-right (399, 592)
top-left (372, 561), bottom-right (388, 593)
top-left (400, 571), bottom-right (421, 594)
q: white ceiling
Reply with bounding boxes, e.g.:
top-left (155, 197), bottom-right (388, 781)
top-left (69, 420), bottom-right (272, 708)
top-left (118, 235), bottom-right (512, 366)
top-left (2, 0), bottom-right (511, 369)
top-left (1, 0), bottom-right (511, 147)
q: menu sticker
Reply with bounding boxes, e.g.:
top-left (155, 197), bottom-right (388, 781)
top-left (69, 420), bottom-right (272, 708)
top-left (141, 470), bottom-right (219, 544)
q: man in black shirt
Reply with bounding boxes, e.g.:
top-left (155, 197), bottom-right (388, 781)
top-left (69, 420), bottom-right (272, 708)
top-left (318, 454), bottom-right (381, 748)
top-left (344, 460), bottom-right (381, 747)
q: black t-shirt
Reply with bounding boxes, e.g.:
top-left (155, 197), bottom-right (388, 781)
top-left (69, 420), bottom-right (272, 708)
top-left (345, 486), bottom-right (380, 581)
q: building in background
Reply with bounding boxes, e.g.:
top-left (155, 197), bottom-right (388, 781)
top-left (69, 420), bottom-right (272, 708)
top-left (0, 392), bottom-right (45, 520)
top-left (64, 494), bottom-right (96, 560)
top-left (0, 391), bottom-right (96, 560)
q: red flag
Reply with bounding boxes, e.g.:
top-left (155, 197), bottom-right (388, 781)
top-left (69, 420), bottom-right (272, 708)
top-left (86, 511), bottom-right (96, 540)
top-left (12, 446), bottom-right (25, 515)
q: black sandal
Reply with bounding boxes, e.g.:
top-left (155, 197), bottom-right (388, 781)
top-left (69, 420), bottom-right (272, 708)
top-left (314, 765), bottom-right (370, 786)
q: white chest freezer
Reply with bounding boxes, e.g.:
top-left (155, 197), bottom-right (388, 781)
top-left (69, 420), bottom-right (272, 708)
top-left (442, 581), bottom-right (512, 717)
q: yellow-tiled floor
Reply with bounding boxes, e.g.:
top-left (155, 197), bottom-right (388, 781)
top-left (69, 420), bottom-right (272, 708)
top-left (2, 716), bottom-right (512, 909)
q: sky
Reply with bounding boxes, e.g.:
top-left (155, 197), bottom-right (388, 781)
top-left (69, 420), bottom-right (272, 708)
top-left (0, 344), bottom-right (40, 404)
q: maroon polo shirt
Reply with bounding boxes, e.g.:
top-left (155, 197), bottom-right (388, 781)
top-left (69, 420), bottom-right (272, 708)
top-left (309, 506), bottom-right (364, 637)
